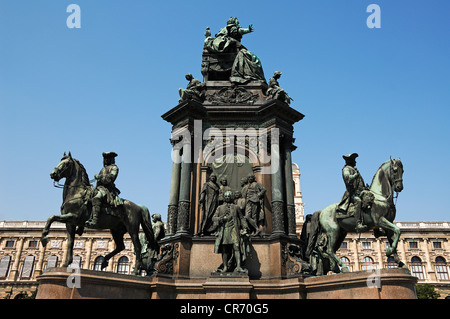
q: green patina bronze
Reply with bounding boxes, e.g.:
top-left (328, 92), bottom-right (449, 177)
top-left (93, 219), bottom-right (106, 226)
top-left (299, 156), bottom-right (406, 276)
top-left (42, 152), bottom-right (158, 275)
top-left (210, 191), bottom-right (250, 273)
top-left (203, 17), bottom-right (266, 84)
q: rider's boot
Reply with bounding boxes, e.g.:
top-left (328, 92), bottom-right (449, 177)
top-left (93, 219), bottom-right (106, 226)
top-left (86, 200), bottom-right (101, 228)
top-left (354, 205), bottom-right (368, 233)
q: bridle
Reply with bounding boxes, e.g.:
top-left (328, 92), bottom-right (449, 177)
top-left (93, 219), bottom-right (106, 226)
top-left (52, 157), bottom-right (95, 189)
top-left (389, 160), bottom-right (403, 207)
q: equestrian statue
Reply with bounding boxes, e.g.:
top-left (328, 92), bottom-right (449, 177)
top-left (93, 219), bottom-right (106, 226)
top-left (41, 152), bottom-right (158, 275)
top-left (299, 154), bottom-right (406, 276)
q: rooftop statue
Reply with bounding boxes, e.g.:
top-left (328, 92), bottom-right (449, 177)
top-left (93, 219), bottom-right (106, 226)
top-left (267, 71), bottom-right (293, 105)
top-left (203, 17), bottom-right (266, 84)
top-left (178, 73), bottom-right (205, 103)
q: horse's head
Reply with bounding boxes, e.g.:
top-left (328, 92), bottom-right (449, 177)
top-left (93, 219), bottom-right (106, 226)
top-left (50, 152), bottom-right (75, 182)
top-left (390, 157), bottom-right (404, 193)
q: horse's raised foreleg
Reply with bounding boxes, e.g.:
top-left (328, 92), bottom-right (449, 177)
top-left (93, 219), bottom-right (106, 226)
top-left (385, 228), bottom-right (407, 269)
top-left (41, 213), bottom-right (77, 247)
top-left (102, 229), bottom-right (126, 271)
top-left (378, 216), bottom-right (401, 256)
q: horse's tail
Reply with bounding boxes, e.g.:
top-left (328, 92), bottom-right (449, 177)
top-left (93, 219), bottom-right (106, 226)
top-left (304, 210), bottom-right (322, 259)
top-left (139, 205), bottom-right (158, 251)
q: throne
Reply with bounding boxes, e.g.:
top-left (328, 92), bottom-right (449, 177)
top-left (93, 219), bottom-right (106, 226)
top-left (201, 48), bottom-right (237, 82)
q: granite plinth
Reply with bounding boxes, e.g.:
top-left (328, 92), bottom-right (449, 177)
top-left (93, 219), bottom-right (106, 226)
top-left (36, 267), bottom-right (417, 299)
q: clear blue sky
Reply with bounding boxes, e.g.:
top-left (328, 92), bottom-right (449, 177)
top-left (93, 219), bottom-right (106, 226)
top-left (0, 0), bottom-right (449, 223)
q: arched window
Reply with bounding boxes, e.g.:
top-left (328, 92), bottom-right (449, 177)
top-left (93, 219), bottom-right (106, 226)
top-left (93, 256), bottom-right (105, 271)
top-left (340, 256), bottom-right (351, 271)
top-left (70, 256), bottom-right (82, 269)
top-left (20, 255), bottom-right (35, 279)
top-left (46, 255), bottom-right (58, 269)
top-left (386, 256), bottom-right (397, 268)
top-left (436, 257), bottom-right (449, 281)
top-left (0, 256), bottom-right (11, 278)
top-left (117, 256), bottom-right (129, 274)
top-left (361, 256), bottom-right (375, 271)
top-left (411, 256), bottom-right (425, 280)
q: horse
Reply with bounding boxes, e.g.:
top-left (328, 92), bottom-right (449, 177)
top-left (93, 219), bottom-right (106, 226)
top-left (303, 157), bottom-right (405, 274)
top-left (41, 152), bottom-right (158, 275)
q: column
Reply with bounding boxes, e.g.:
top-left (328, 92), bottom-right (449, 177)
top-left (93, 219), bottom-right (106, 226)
top-left (399, 238), bottom-right (407, 265)
top-left (177, 147), bottom-right (192, 235)
top-left (376, 239), bottom-right (384, 268)
top-left (9, 238), bottom-right (24, 281)
top-left (84, 238), bottom-right (93, 270)
top-left (423, 238), bottom-right (434, 279)
top-left (271, 136), bottom-right (285, 235)
top-left (167, 148), bottom-right (182, 236)
top-left (106, 240), bottom-right (114, 272)
top-left (352, 238), bottom-right (360, 271)
top-left (284, 138), bottom-right (296, 237)
top-left (35, 242), bottom-right (46, 276)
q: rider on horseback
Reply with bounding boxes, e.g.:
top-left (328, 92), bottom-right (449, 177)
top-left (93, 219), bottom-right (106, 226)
top-left (337, 153), bottom-right (368, 233)
top-left (86, 152), bottom-right (123, 228)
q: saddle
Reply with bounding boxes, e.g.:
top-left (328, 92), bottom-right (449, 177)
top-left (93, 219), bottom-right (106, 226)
top-left (336, 190), bottom-right (374, 220)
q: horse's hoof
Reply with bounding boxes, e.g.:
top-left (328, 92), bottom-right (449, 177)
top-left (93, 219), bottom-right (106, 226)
top-left (41, 237), bottom-right (49, 247)
top-left (75, 227), bottom-right (84, 236)
top-left (341, 266), bottom-right (350, 273)
top-left (101, 261), bottom-right (109, 270)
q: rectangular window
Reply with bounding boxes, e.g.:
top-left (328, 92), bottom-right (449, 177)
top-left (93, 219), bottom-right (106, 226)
top-left (433, 242), bottom-right (442, 249)
top-left (5, 240), bottom-right (15, 248)
top-left (28, 240), bottom-right (38, 248)
top-left (340, 241), bottom-right (348, 249)
top-left (409, 241), bottom-right (418, 249)
top-left (362, 242), bottom-right (371, 249)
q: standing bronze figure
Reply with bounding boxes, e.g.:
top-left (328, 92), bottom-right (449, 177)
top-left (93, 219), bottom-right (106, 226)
top-left (211, 191), bottom-right (250, 273)
top-left (140, 213), bottom-right (165, 275)
top-left (198, 173), bottom-right (220, 236)
top-left (218, 176), bottom-right (232, 205)
top-left (244, 174), bottom-right (266, 236)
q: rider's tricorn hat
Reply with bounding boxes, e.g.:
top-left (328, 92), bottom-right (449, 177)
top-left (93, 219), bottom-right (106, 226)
top-left (342, 153), bottom-right (358, 161)
top-left (102, 152), bottom-right (118, 159)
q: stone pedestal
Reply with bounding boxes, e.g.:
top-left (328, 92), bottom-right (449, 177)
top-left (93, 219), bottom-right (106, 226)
top-left (154, 234), bottom-right (304, 281)
top-left (204, 273), bottom-right (252, 299)
top-left (36, 267), bottom-right (417, 299)
top-left (304, 268), bottom-right (418, 299)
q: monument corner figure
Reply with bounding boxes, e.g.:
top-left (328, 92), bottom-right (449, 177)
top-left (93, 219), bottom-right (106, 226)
top-left (211, 191), bottom-right (250, 274)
